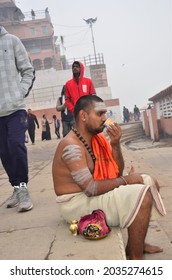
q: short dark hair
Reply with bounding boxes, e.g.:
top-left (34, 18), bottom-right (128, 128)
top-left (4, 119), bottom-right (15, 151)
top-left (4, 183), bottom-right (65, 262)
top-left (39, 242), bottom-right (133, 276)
top-left (74, 95), bottom-right (103, 121)
top-left (72, 61), bottom-right (80, 68)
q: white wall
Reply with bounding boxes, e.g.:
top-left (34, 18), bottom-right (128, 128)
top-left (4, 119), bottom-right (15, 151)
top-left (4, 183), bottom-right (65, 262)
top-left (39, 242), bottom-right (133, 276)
top-left (26, 67), bottom-right (113, 110)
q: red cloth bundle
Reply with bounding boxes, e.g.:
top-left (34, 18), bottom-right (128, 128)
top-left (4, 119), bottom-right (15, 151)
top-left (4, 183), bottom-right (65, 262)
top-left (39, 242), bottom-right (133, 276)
top-left (78, 209), bottom-right (110, 240)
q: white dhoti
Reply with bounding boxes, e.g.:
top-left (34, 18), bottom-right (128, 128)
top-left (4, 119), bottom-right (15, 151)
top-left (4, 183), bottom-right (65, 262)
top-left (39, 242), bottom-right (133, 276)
top-left (56, 174), bottom-right (166, 228)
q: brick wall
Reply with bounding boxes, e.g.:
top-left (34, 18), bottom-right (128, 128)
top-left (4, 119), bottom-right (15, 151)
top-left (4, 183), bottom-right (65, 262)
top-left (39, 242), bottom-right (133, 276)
top-left (160, 117), bottom-right (172, 136)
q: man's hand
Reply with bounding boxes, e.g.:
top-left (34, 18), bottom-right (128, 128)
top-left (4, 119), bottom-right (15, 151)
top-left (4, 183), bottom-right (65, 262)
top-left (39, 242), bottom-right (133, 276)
top-left (123, 173), bottom-right (144, 185)
top-left (106, 123), bottom-right (122, 146)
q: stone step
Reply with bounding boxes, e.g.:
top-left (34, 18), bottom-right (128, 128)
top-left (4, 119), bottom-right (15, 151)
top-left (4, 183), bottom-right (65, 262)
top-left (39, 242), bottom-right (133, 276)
top-left (49, 220), bottom-right (127, 260)
top-left (121, 122), bottom-right (145, 145)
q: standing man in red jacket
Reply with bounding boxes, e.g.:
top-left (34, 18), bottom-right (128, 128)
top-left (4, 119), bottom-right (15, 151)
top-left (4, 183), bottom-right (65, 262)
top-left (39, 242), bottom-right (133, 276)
top-left (65, 61), bottom-right (96, 114)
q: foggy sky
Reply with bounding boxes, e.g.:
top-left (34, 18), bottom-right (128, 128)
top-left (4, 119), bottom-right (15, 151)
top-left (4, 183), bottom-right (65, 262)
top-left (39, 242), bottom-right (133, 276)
top-left (17, 0), bottom-right (172, 111)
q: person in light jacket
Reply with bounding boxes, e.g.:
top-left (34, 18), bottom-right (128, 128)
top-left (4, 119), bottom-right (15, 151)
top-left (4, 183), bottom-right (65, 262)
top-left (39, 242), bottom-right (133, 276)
top-left (0, 26), bottom-right (35, 212)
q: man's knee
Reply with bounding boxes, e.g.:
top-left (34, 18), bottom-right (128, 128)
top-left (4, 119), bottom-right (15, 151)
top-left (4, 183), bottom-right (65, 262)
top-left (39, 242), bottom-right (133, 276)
top-left (142, 190), bottom-right (153, 209)
top-left (141, 174), bottom-right (160, 192)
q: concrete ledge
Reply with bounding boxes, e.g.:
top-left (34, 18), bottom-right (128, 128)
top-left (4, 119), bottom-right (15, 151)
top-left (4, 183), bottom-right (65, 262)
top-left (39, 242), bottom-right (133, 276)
top-left (49, 220), bottom-right (126, 260)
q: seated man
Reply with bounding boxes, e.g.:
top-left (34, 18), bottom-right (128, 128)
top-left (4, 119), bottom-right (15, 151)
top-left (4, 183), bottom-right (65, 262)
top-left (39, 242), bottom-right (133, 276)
top-left (52, 95), bottom-right (166, 260)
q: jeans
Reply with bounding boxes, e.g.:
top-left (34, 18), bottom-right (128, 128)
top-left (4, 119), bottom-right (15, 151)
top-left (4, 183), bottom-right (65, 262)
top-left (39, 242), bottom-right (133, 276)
top-left (62, 120), bottom-right (74, 137)
top-left (0, 110), bottom-right (28, 186)
top-left (28, 125), bottom-right (36, 143)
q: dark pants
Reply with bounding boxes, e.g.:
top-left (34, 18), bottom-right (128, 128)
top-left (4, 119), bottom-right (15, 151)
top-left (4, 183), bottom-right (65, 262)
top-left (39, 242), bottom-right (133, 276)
top-left (0, 110), bottom-right (28, 186)
top-left (28, 125), bottom-right (35, 143)
top-left (62, 120), bottom-right (74, 137)
top-left (55, 127), bottom-right (60, 138)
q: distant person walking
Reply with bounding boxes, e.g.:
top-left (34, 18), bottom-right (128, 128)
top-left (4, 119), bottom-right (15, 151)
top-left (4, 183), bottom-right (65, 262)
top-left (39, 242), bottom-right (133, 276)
top-left (123, 106), bottom-right (129, 123)
top-left (52, 115), bottom-right (61, 139)
top-left (56, 85), bottom-right (74, 137)
top-left (45, 7), bottom-right (51, 20)
top-left (133, 105), bottom-right (140, 121)
top-left (41, 114), bottom-right (51, 140)
top-left (0, 25), bottom-right (35, 212)
top-left (27, 109), bottom-right (39, 144)
top-left (31, 9), bottom-right (35, 20)
top-left (65, 61), bottom-right (96, 114)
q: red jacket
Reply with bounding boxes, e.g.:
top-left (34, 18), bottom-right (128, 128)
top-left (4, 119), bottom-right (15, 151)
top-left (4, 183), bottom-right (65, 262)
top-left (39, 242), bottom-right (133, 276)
top-left (65, 61), bottom-right (95, 114)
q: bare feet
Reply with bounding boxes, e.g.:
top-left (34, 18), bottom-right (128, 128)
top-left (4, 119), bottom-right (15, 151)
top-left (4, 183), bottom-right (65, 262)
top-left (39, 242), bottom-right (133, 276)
top-left (143, 243), bottom-right (163, 254)
top-left (126, 242), bottom-right (163, 256)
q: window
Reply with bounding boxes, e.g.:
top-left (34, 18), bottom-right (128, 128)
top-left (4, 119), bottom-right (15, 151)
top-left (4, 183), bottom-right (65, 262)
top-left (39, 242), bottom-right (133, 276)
top-left (33, 59), bottom-right (42, 71)
top-left (30, 27), bottom-right (36, 36)
top-left (41, 26), bottom-right (48, 35)
top-left (159, 95), bottom-right (172, 118)
top-left (44, 57), bottom-right (53, 69)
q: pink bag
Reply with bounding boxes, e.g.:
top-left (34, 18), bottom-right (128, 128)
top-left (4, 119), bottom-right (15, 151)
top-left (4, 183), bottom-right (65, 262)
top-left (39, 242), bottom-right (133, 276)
top-left (78, 209), bottom-right (110, 240)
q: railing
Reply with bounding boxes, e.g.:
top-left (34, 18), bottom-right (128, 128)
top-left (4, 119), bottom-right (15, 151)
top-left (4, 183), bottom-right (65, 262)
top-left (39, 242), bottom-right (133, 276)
top-left (22, 10), bottom-right (51, 21)
top-left (66, 53), bottom-right (104, 68)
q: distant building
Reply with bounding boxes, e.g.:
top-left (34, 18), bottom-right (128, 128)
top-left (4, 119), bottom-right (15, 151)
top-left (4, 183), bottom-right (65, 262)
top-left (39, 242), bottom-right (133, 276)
top-left (0, 0), bottom-right (62, 70)
top-left (105, 99), bottom-right (122, 124)
top-left (142, 85), bottom-right (172, 139)
top-left (149, 85), bottom-right (172, 137)
top-left (149, 85), bottom-right (172, 119)
top-left (0, 0), bottom-right (122, 122)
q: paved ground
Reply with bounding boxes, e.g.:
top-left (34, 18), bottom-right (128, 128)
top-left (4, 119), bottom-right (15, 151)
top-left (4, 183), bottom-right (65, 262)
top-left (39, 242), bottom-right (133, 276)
top-left (122, 137), bottom-right (172, 260)
top-left (0, 134), bottom-right (172, 260)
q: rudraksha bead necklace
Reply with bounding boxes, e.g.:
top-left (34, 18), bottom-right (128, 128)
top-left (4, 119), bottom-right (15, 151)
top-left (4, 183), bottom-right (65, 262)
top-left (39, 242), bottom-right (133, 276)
top-left (72, 127), bottom-right (96, 162)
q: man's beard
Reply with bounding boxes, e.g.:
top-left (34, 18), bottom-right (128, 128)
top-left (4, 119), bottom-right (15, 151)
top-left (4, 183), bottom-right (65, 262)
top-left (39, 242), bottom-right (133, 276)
top-left (73, 72), bottom-right (80, 78)
top-left (86, 124), bottom-right (104, 135)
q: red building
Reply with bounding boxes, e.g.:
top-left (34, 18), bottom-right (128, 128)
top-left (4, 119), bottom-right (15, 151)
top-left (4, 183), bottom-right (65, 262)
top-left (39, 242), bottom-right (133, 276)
top-left (0, 0), bottom-right (62, 70)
